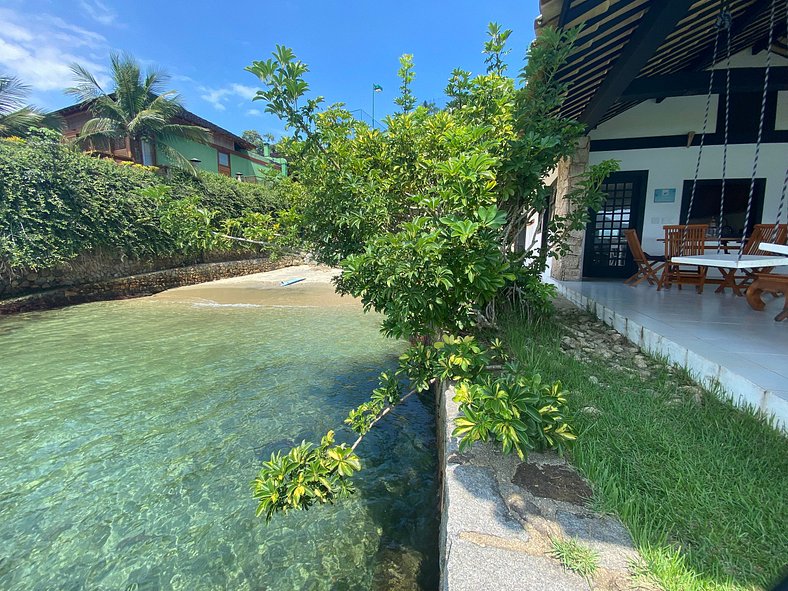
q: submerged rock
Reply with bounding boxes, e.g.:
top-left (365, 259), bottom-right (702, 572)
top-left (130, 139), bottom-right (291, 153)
top-left (372, 544), bottom-right (425, 591)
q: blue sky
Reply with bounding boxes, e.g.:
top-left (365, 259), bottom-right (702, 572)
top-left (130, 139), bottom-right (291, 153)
top-left (0, 0), bottom-right (540, 139)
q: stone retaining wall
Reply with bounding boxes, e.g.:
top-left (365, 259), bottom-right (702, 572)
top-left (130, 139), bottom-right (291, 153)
top-left (0, 249), bottom-right (266, 297)
top-left (0, 256), bottom-right (303, 315)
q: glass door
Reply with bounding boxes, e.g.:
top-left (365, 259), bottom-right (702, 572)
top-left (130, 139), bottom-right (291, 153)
top-left (582, 171), bottom-right (648, 278)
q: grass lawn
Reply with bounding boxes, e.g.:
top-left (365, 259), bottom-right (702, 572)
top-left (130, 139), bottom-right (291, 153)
top-left (499, 303), bottom-right (787, 591)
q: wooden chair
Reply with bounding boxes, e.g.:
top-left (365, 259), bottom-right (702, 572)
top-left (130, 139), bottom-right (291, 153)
top-left (713, 224), bottom-right (788, 295)
top-left (623, 229), bottom-right (666, 286)
top-left (658, 224), bottom-right (709, 293)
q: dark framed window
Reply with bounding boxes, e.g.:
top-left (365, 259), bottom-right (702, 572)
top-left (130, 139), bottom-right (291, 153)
top-left (680, 178), bottom-right (765, 238)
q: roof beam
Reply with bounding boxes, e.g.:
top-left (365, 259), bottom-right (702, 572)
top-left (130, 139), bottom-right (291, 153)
top-left (620, 66), bottom-right (788, 101)
top-left (578, 0), bottom-right (695, 129)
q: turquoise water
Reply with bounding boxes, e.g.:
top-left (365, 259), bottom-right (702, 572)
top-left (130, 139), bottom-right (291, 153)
top-left (0, 288), bottom-right (438, 590)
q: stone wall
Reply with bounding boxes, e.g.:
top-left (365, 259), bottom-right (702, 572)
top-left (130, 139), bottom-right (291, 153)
top-left (550, 137), bottom-right (590, 281)
top-left (0, 256), bottom-right (303, 315)
top-left (0, 249), bottom-right (268, 297)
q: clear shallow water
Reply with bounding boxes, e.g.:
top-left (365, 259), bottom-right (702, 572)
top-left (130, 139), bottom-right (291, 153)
top-left (0, 289), bottom-right (438, 590)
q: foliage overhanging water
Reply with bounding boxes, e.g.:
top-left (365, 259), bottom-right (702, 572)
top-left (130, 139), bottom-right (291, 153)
top-left (0, 284), bottom-right (438, 590)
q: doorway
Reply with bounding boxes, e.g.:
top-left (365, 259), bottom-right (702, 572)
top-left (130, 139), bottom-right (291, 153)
top-left (582, 171), bottom-right (648, 278)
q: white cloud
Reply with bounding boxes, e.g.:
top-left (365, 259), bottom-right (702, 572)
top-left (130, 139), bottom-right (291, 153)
top-left (200, 83), bottom-right (259, 111)
top-left (78, 0), bottom-right (118, 26)
top-left (246, 108), bottom-right (262, 116)
top-left (0, 8), bottom-right (110, 93)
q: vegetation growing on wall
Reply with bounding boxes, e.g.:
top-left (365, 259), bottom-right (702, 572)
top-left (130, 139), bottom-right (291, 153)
top-left (245, 25), bottom-right (617, 521)
top-left (0, 129), bottom-right (304, 277)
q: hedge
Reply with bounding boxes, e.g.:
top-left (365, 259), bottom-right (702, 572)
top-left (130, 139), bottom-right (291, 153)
top-left (0, 132), bottom-right (297, 274)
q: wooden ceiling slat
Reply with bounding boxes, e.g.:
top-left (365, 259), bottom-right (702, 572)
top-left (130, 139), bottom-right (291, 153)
top-left (557, 7), bottom-right (647, 76)
top-left (549, 0), bottom-right (786, 123)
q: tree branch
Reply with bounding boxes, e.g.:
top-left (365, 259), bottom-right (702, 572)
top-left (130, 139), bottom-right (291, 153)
top-left (350, 387), bottom-right (420, 452)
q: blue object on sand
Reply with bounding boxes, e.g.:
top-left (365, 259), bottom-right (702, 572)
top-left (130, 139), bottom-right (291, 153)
top-left (280, 277), bottom-right (306, 286)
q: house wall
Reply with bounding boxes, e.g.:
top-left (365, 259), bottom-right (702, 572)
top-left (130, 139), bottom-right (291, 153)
top-left (590, 95), bottom-right (720, 140)
top-left (588, 81), bottom-right (787, 256)
top-left (776, 91), bottom-right (788, 130)
top-left (158, 137), bottom-right (279, 179)
top-left (589, 143), bottom-right (788, 254)
top-left (229, 153), bottom-right (257, 177)
top-left (158, 137), bottom-right (220, 173)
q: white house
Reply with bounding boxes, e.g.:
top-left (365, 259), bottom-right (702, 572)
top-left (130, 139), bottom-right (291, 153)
top-left (535, 0), bottom-right (788, 281)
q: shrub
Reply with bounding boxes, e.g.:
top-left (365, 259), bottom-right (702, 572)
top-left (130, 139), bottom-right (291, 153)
top-left (244, 25), bottom-right (610, 521)
top-left (0, 130), bottom-right (301, 274)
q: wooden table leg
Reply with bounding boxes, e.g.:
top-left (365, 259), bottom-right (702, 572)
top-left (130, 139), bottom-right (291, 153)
top-left (715, 268), bottom-right (740, 295)
top-left (746, 274), bottom-right (788, 321)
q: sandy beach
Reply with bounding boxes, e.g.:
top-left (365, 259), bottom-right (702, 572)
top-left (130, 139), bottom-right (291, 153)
top-left (149, 264), bottom-right (358, 307)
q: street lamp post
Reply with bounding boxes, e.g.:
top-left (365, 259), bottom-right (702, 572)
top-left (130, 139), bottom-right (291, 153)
top-left (372, 84), bottom-right (382, 129)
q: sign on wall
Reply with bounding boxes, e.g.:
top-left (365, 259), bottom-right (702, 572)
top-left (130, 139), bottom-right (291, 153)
top-left (654, 188), bottom-right (676, 203)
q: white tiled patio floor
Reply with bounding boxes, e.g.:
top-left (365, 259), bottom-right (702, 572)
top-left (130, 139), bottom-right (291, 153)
top-left (549, 278), bottom-right (788, 428)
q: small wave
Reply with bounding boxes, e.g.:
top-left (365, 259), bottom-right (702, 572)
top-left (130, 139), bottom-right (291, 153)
top-left (192, 302), bottom-right (263, 308)
top-left (191, 302), bottom-right (318, 309)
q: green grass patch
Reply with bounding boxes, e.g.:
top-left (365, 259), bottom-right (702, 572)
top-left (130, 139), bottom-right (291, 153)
top-left (549, 536), bottom-right (600, 580)
top-left (500, 306), bottom-right (788, 591)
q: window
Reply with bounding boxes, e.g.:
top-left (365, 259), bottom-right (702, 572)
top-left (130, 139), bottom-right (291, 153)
top-left (217, 151), bottom-right (231, 176)
top-left (680, 179), bottom-right (765, 238)
top-left (141, 141), bottom-right (155, 166)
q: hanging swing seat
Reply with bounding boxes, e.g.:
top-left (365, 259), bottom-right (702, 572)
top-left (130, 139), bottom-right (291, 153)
top-left (670, 253), bottom-right (788, 269)
top-left (761, 243), bottom-right (788, 256)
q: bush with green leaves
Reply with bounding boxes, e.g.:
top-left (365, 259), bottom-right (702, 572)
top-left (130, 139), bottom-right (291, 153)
top-left (0, 129), bottom-right (303, 276)
top-left (244, 24), bottom-right (615, 521)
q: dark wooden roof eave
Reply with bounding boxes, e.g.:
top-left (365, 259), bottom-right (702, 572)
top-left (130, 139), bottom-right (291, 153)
top-left (536, 0), bottom-right (788, 130)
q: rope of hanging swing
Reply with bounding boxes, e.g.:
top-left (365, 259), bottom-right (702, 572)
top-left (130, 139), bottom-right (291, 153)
top-left (681, 0), bottom-right (786, 261)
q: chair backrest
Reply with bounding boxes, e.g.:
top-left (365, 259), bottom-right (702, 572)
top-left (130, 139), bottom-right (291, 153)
top-left (624, 229), bottom-right (647, 263)
top-left (743, 224), bottom-right (788, 255)
top-left (663, 224), bottom-right (708, 258)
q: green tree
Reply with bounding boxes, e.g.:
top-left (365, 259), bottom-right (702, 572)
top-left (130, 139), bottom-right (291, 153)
top-left (66, 52), bottom-right (211, 168)
top-left (0, 75), bottom-right (60, 137)
top-left (394, 54), bottom-right (416, 113)
top-left (242, 129), bottom-right (275, 153)
top-left (245, 25), bottom-right (616, 521)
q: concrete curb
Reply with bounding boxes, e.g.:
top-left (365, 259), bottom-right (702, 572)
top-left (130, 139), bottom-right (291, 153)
top-left (551, 280), bottom-right (787, 430)
top-left (438, 383), bottom-right (651, 591)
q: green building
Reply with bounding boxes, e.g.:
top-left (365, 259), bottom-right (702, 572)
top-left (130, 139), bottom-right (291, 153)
top-left (55, 101), bottom-right (287, 179)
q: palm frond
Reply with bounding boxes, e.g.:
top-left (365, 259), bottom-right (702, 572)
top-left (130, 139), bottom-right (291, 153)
top-left (71, 117), bottom-right (122, 148)
top-left (128, 109), bottom-right (168, 136)
top-left (91, 95), bottom-right (130, 127)
top-left (65, 63), bottom-right (105, 102)
top-left (143, 67), bottom-right (171, 96)
top-left (0, 107), bottom-right (46, 137)
top-left (155, 141), bottom-right (199, 176)
top-left (146, 91), bottom-right (184, 119)
top-left (110, 52), bottom-right (149, 121)
top-left (0, 75), bottom-right (31, 115)
top-left (37, 111), bottom-right (65, 132)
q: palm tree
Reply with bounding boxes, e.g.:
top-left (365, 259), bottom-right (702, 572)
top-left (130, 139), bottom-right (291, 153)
top-left (66, 52), bottom-right (210, 168)
top-left (0, 75), bottom-right (59, 137)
